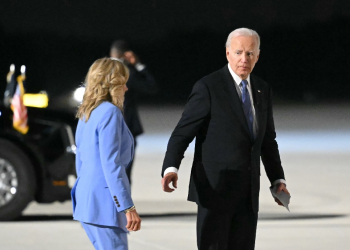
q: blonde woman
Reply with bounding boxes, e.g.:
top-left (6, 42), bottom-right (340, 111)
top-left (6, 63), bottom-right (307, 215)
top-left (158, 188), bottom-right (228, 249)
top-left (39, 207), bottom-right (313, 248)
top-left (72, 57), bottom-right (141, 250)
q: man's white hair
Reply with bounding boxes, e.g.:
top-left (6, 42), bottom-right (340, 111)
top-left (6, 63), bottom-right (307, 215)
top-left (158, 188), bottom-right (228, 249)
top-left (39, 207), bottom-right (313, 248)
top-left (225, 28), bottom-right (260, 50)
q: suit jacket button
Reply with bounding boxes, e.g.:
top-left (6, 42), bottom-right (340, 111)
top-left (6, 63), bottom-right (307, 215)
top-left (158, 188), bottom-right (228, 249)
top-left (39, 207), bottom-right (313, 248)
top-left (113, 196), bottom-right (117, 198)
top-left (117, 205), bottom-right (120, 207)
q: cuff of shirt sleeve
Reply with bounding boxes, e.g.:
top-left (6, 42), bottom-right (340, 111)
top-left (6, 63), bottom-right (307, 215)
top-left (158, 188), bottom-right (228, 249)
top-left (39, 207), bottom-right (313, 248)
top-left (164, 167), bottom-right (178, 176)
top-left (272, 179), bottom-right (287, 186)
top-left (135, 63), bottom-right (146, 71)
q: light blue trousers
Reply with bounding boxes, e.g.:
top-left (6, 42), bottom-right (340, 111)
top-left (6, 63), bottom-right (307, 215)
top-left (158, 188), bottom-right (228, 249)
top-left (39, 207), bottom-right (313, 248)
top-left (81, 222), bottom-right (128, 250)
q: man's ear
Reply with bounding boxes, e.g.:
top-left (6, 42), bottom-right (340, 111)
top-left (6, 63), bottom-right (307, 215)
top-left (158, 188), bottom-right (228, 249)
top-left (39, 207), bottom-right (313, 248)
top-left (226, 48), bottom-right (230, 59)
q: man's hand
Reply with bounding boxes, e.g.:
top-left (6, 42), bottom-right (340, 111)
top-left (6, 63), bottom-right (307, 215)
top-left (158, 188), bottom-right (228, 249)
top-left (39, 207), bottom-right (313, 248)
top-left (161, 172), bottom-right (178, 192)
top-left (125, 210), bottom-right (141, 232)
top-left (274, 183), bottom-right (290, 206)
top-left (124, 51), bottom-right (139, 65)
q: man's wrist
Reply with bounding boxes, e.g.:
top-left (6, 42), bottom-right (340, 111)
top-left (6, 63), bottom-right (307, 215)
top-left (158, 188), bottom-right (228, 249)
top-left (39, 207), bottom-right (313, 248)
top-left (135, 63), bottom-right (146, 71)
top-left (272, 179), bottom-right (286, 186)
top-left (164, 167), bottom-right (178, 176)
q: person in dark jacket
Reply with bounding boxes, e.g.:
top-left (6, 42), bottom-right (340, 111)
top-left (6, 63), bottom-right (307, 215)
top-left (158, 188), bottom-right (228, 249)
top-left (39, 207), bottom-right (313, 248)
top-left (161, 28), bottom-right (290, 250)
top-left (110, 40), bottom-right (157, 184)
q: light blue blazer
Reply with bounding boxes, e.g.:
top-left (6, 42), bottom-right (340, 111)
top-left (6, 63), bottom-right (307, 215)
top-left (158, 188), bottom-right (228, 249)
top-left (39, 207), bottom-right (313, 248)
top-left (71, 102), bottom-right (134, 232)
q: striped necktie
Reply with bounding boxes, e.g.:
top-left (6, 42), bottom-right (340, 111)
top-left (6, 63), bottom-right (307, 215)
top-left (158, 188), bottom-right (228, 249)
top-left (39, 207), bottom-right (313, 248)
top-left (241, 80), bottom-right (254, 140)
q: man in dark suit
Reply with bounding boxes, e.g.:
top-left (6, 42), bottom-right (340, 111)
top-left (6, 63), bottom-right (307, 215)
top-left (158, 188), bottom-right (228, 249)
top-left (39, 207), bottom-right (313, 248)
top-left (161, 28), bottom-right (290, 250)
top-left (110, 40), bottom-right (157, 183)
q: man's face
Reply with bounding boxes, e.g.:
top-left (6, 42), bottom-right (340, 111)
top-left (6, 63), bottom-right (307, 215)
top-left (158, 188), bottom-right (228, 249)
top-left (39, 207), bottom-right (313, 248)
top-left (226, 36), bottom-right (260, 80)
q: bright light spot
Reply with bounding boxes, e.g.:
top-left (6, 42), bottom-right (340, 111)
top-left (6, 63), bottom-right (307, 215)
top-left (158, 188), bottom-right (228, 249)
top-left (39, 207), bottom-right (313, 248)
top-left (71, 145), bottom-right (76, 154)
top-left (66, 145), bottom-right (76, 154)
top-left (21, 65), bottom-right (26, 74)
top-left (0, 111), bottom-right (2, 117)
top-left (10, 64), bottom-right (15, 72)
top-left (23, 93), bottom-right (49, 108)
top-left (11, 179), bottom-right (17, 186)
top-left (74, 87), bottom-right (85, 103)
top-left (10, 187), bottom-right (17, 194)
top-left (68, 175), bottom-right (77, 188)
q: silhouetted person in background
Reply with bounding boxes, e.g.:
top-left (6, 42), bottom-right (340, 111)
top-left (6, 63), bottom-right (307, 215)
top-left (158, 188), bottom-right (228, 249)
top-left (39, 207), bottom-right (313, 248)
top-left (110, 40), bottom-right (157, 184)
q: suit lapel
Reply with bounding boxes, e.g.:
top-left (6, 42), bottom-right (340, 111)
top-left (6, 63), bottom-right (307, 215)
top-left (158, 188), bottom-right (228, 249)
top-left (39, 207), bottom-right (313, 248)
top-left (250, 74), bottom-right (263, 142)
top-left (220, 66), bottom-right (251, 138)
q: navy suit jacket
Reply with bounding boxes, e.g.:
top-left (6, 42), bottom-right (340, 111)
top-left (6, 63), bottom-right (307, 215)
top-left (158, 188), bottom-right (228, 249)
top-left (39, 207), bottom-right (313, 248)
top-left (162, 66), bottom-right (285, 213)
top-left (72, 102), bottom-right (134, 231)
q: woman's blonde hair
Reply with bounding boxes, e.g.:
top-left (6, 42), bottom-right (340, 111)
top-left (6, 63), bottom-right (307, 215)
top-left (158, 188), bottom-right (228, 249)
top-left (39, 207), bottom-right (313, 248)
top-left (76, 57), bottom-right (129, 121)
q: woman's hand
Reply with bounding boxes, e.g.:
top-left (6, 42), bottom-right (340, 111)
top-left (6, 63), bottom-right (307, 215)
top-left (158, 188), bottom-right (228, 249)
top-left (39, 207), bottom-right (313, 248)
top-left (125, 210), bottom-right (141, 231)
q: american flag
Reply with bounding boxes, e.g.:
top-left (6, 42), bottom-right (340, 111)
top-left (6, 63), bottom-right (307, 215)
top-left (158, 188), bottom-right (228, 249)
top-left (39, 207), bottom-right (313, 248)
top-left (11, 75), bottom-right (28, 134)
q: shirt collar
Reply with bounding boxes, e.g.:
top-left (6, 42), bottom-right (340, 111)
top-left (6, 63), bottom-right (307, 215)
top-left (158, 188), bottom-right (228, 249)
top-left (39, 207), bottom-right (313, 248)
top-left (227, 64), bottom-right (251, 88)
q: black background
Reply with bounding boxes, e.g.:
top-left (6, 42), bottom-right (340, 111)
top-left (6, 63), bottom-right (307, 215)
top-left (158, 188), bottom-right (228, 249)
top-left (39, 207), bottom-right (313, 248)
top-left (1, 0), bottom-right (349, 107)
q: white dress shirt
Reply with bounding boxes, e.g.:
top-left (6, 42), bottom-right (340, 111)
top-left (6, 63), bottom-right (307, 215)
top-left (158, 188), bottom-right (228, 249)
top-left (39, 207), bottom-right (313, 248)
top-left (164, 64), bottom-right (286, 187)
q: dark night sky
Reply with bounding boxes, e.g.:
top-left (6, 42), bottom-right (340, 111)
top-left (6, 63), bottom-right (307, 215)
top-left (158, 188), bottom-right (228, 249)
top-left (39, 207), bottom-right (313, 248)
top-left (1, 0), bottom-right (346, 39)
top-left (0, 0), bottom-right (349, 107)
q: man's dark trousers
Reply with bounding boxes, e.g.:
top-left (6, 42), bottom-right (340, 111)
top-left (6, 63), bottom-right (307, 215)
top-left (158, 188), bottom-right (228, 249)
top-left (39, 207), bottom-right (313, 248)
top-left (196, 168), bottom-right (257, 250)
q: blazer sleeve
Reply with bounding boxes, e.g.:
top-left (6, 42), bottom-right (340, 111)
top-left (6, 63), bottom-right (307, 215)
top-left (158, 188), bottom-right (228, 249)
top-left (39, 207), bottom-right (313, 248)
top-left (162, 80), bottom-right (210, 176)
top-left (98, 107), bottom-right (134, 212)
top-left (260, 86), bottom-right (285, 184)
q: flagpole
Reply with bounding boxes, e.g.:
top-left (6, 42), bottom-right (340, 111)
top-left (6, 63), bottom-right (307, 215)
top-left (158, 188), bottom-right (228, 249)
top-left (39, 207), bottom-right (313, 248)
top-left (17, 65), bottom-right (26, 96)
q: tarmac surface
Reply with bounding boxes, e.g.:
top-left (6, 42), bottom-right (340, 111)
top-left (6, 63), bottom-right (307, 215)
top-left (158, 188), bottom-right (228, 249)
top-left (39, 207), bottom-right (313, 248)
top-left (0, 104), bottom-right (349, 250)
